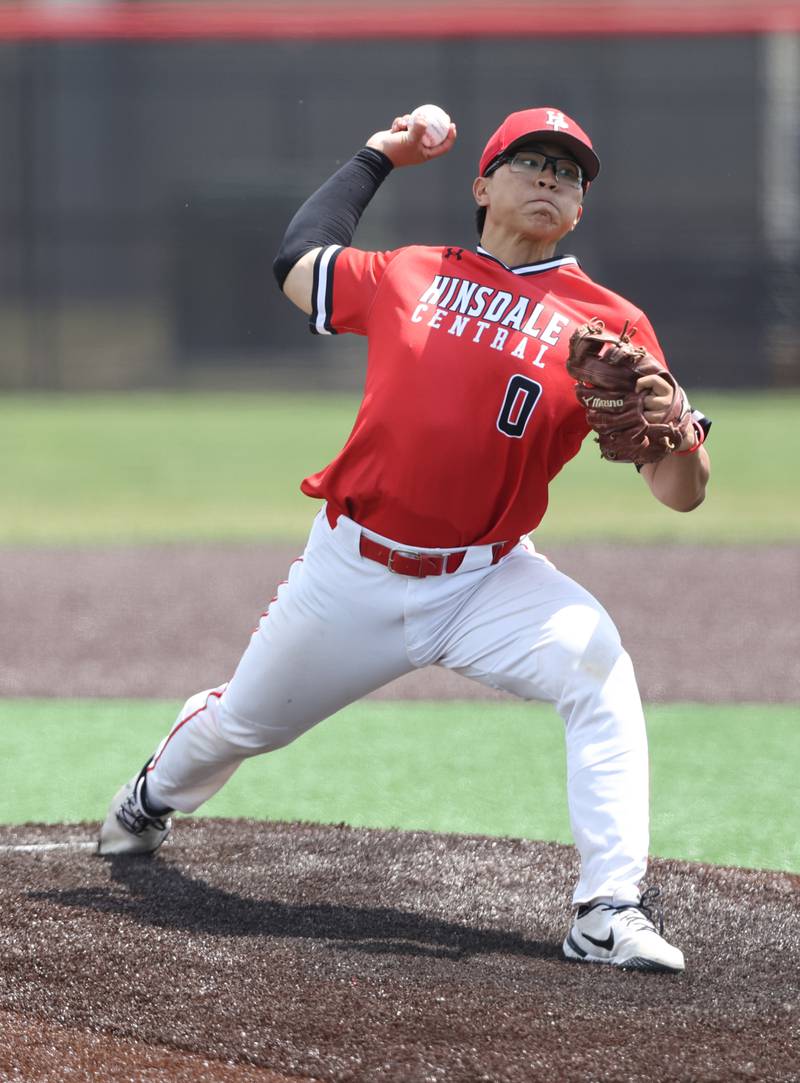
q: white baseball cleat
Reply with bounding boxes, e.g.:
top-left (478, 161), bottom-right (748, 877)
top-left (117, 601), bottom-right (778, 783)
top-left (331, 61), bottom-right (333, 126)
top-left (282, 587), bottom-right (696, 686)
top-left (563, 886), bottom-right (685, 973)
top-left (97, 762), bottom-right (173, 856)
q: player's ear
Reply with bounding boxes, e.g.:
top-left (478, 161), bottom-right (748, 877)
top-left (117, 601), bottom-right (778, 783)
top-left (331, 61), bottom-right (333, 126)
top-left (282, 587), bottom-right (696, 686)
top-left (572, 205), bottom-right (584, 229)
top-left (472, 176), bottom-right (490, 207)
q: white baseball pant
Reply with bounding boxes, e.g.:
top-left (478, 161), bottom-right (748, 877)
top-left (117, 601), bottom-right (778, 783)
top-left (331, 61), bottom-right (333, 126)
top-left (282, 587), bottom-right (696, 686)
top-left (145, 507), bottom-right (650, 905)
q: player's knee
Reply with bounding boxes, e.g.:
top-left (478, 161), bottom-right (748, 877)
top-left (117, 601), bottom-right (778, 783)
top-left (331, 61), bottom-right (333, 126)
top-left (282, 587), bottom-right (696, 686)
top-left (215, 698), bottom-right (308, 755)
top-left (175, 686), bottom-right (227, 729)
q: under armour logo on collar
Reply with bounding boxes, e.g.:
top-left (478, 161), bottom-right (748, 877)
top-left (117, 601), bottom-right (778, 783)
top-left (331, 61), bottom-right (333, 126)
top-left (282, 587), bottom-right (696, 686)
top-left (444, 247), bottom-right (463, 260)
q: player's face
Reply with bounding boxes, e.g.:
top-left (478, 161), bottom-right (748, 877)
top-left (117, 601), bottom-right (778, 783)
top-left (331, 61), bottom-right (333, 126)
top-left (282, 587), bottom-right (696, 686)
top-left (474, 140), bottom-right (584, 244)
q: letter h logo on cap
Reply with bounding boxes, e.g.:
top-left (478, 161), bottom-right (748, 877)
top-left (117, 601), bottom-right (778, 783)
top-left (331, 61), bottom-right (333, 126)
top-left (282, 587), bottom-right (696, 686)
top-left (545, 110), bottom-right (569, 132)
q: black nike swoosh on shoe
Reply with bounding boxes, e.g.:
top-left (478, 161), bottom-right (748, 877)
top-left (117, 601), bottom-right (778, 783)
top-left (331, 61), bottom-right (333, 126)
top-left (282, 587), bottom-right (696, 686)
top-left (582, 930), bottom-right (615, 951)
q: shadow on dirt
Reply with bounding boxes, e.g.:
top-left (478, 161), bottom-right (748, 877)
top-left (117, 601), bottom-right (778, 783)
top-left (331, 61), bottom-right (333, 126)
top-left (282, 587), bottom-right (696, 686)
top-left (29, 853), bottom-right (557, 963)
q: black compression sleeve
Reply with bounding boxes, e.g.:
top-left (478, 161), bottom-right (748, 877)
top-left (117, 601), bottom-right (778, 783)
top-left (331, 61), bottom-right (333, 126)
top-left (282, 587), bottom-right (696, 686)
top-left (272, 148), bottom-right (394, 289)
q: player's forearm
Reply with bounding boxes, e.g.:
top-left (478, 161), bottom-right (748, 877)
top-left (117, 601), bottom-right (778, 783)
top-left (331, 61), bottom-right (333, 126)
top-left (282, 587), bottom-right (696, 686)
top-left (272, 147), bottom-right (394, 293)
top-left (641, 445), bottom-right (710, 511)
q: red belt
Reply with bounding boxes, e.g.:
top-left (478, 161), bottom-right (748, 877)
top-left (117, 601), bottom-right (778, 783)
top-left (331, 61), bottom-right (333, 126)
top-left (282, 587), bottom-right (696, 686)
top-left (326, 505), bottom-right (516, 578)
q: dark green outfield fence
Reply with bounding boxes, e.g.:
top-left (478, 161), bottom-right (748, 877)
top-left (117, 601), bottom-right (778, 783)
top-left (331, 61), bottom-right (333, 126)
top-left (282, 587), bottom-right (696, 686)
top-left (0, 1), bottom-right (798, 390)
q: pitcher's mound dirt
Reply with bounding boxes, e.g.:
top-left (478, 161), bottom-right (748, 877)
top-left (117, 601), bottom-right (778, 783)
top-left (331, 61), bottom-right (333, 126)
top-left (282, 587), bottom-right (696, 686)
top-left (1, 820), bottom-right (797, 1082)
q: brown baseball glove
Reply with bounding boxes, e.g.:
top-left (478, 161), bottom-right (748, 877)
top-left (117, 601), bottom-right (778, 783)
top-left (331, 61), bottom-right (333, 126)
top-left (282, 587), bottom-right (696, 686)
top-left (566, 318), bottom-right (693, 464)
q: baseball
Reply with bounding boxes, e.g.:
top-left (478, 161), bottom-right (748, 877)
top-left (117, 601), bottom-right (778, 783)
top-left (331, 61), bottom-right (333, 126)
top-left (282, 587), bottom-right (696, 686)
top-left (410, 104), bottom-right (451, 148)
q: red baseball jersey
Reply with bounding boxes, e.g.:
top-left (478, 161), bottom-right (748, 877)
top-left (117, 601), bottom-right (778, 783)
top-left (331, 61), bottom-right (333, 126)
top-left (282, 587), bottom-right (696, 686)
top-left (301, 244), bottom-right (666, 547)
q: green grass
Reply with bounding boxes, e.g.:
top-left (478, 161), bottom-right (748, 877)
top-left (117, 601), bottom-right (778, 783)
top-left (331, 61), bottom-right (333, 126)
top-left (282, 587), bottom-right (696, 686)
top-left (0, 392), bottom-right (360, 544)
top-left (1, 390), bottom-right (798, 544)
top-left (2, 698), bottom-right (797, 872)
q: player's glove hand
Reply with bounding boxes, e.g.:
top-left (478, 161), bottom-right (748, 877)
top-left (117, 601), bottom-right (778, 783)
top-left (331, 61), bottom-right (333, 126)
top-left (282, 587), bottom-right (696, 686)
top-left (566, 318), bottom-right (694, 464)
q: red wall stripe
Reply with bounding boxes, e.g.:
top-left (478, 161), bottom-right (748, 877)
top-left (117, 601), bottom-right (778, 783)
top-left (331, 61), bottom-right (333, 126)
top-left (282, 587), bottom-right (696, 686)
top-left (0, 3), bottom-right (797, 41)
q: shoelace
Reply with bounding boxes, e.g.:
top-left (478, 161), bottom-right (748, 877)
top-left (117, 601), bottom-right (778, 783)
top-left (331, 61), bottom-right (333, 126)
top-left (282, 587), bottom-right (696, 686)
top-left (116, 792), bottom-right (168, 836)
top-left (615, 885), bottom-right (665, 936)
top-left (582, 885), bottom-right (667, 937)
top-left (638, 885), bottom-right (665, 935)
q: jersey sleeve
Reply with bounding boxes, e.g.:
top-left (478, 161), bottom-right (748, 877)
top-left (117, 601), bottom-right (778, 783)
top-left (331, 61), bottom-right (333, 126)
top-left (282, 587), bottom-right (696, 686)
top-left (309, 245), bottom-right (398, 336)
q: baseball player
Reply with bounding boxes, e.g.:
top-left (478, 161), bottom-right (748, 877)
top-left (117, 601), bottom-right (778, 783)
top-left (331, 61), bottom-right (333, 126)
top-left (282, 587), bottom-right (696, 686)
top-left (99, 106), bottom-right (711, 974)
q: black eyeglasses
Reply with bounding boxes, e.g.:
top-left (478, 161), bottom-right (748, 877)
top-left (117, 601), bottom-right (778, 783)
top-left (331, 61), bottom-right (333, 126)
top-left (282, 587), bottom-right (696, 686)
top-left (485, 151), bottom-right (583, 188)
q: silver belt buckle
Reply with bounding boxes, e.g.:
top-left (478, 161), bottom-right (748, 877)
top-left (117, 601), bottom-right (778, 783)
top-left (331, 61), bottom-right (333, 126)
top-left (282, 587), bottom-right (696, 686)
top-left (387, 548), bottom-right (424, 574)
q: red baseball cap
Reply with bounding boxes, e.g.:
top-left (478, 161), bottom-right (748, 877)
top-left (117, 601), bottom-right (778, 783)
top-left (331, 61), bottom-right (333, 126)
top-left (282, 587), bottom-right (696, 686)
top-left (479, 107), bottom-right (600, 182)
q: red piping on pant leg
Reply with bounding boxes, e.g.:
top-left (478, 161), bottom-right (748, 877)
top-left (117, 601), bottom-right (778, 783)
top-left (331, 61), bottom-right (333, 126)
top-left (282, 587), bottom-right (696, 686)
top-left (256, 555), bottom-right (304, 622)
top-left (148, 687), bottom-right (225, 771)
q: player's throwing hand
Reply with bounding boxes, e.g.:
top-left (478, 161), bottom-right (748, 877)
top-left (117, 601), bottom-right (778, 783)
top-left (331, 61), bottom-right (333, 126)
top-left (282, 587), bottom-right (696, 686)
top-left (366, 105), bottom-right (456, 168)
